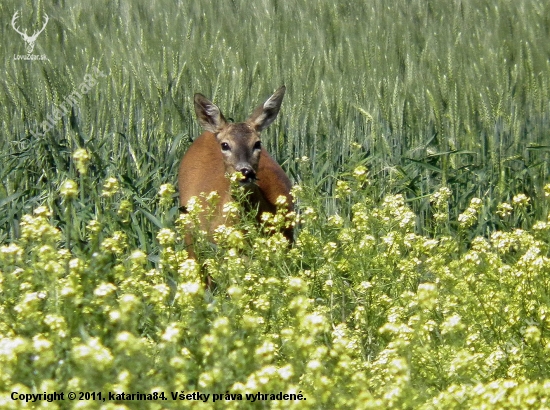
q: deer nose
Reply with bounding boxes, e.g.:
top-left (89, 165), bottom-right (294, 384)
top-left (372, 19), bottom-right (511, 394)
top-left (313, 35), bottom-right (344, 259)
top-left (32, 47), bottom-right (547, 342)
top-left (238, 167), bottom-right (256, 182)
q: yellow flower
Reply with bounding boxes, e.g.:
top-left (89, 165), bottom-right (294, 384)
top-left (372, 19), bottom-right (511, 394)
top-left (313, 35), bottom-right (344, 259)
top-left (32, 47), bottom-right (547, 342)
top-left (102, 177), bottom-right (120, 198)
top-left (73, 148), bottom-right (90, 174)
top-left (157, 228), bottom-right (176, 246)
top-left (60, 179), bottom-right (78, 199)
top-left (158, 183), bottom-right (175, 207)
top-left (497, 202), bottom-right (513, 217)
top-left (353, 165), bottom-right (368, 182)
top-left (417, 283), bottom-right (438, 309)
top-left (512, 194), bottom-right (530, 207)
top-left (335, 180), bottom-right (352, 198)
top-left (33, 206), bottom-right (52, 217)
top-left (101, 231), bottom-right (127, 254)
top-left (94, 282), bottom-right (117, 297)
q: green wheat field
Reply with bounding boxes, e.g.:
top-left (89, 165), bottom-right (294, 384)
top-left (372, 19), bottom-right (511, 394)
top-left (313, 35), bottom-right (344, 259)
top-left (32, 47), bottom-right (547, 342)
top-left (1, 0), bottom-right (550, 408)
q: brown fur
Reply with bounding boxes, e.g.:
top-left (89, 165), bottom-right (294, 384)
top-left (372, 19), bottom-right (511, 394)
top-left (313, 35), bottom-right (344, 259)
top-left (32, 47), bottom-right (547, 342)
top-left (178, 87), bottom-right (293, 267)
top-left (178, 131), bottom-right (293, 235)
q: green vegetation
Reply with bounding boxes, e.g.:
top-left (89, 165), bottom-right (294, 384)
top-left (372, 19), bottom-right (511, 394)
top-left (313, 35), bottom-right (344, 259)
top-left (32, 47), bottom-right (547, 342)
top-left (1, 0), bottom-right (549, 408)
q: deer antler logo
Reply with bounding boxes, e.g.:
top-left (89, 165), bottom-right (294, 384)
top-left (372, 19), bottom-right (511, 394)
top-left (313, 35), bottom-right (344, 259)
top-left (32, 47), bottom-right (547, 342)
top-left (11, 11), bottom-right (49, 54)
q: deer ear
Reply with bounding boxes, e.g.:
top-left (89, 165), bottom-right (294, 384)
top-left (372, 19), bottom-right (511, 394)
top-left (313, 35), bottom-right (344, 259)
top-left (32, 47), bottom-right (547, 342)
top-left (194, 94), bottom-right (227, 133)
top-left (247, 86), bottom-right (286, 132)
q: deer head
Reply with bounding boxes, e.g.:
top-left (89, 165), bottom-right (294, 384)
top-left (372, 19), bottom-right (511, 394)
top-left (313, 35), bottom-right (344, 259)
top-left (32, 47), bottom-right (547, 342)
top-left (12, 11), bottom-right (49, 54)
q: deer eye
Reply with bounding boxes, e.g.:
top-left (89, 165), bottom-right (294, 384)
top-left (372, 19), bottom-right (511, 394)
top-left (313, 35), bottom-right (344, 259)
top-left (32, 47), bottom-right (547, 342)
top-left (253, 141), bottom-right (262, 150)
top-left (221, 142), bottom-right (230, 151)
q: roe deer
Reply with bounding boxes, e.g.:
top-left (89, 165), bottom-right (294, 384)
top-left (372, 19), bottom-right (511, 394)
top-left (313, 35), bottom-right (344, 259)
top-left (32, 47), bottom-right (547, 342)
top-left (178, 86), bottom-right (293, 263)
